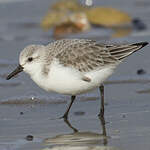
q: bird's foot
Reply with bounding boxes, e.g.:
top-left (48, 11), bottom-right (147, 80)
top-left (59, 113), bottom-right (68, 121)
top-left (98, 109), bottom-right (104, 120)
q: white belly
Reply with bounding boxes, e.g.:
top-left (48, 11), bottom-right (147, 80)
top-left (31, 60), bottom-right (115, 95)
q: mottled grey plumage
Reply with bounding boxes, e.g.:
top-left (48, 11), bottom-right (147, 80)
top-left (20, 45), bottom-right (43, 59)
top-left (44, 39), bottom-right (146, 72)
top-left (18, 39), bottom-right (147, 75)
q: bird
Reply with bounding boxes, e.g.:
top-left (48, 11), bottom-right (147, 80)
top-left (6, 39), bottom-right (148, 120)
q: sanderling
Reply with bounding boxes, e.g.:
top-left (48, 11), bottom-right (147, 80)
top-left (6, 39), bottom-right (148, 119)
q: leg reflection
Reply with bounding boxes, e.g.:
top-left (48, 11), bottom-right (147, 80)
top-left (99, 115), bottom-right (108, 145)
top-left (63, 116), bottom-right (108, 146)
top-left (63, 118), bottom-right (78, 133)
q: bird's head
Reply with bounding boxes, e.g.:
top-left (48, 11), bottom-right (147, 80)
top-left (6, 44), bottom-right (46, 80)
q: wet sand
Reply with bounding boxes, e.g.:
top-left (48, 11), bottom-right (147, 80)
top-left (0, 0), bottom-right (150, 150)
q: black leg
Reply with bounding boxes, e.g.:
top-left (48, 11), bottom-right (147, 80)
top-left (61, 95), bottom-right (76, 120)
top-left (98, 84), bottom-right (104, 118)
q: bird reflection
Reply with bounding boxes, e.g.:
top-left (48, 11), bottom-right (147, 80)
top-left (63, 118), bottom-right (78, 133)
top-left (41, 117), bottom-right (120, 150)
top-left (63, 116), bottom-right (108, 145)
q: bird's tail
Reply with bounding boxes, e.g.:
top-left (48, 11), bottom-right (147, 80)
top-left (109, 42), bottom-right (148, 61)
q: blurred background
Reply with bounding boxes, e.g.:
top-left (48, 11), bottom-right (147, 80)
top-left (0, 0), bottom-right (150, 150)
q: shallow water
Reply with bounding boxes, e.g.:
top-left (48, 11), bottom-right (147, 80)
top-left (0, 0), bottom-right (150, 150)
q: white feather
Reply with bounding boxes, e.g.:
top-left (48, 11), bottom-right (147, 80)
top-left (30, 59), bottom-right (115, 95)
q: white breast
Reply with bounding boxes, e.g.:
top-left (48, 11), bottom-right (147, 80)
top-left (31, 59), bottom-right (115, 95)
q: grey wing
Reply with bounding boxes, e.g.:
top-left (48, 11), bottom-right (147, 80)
top-left (55, 40), bottom-right (147, 72)
top-left (107, 42), bottom-right (146, 60)
top-left (55, 40), bottom-right (118, 72)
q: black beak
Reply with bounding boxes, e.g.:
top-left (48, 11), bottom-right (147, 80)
top-left (6, 64), bottom-right (24, 80)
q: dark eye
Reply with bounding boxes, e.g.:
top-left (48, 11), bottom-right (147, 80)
top-left (28, 57), bottom-right (33, 62)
